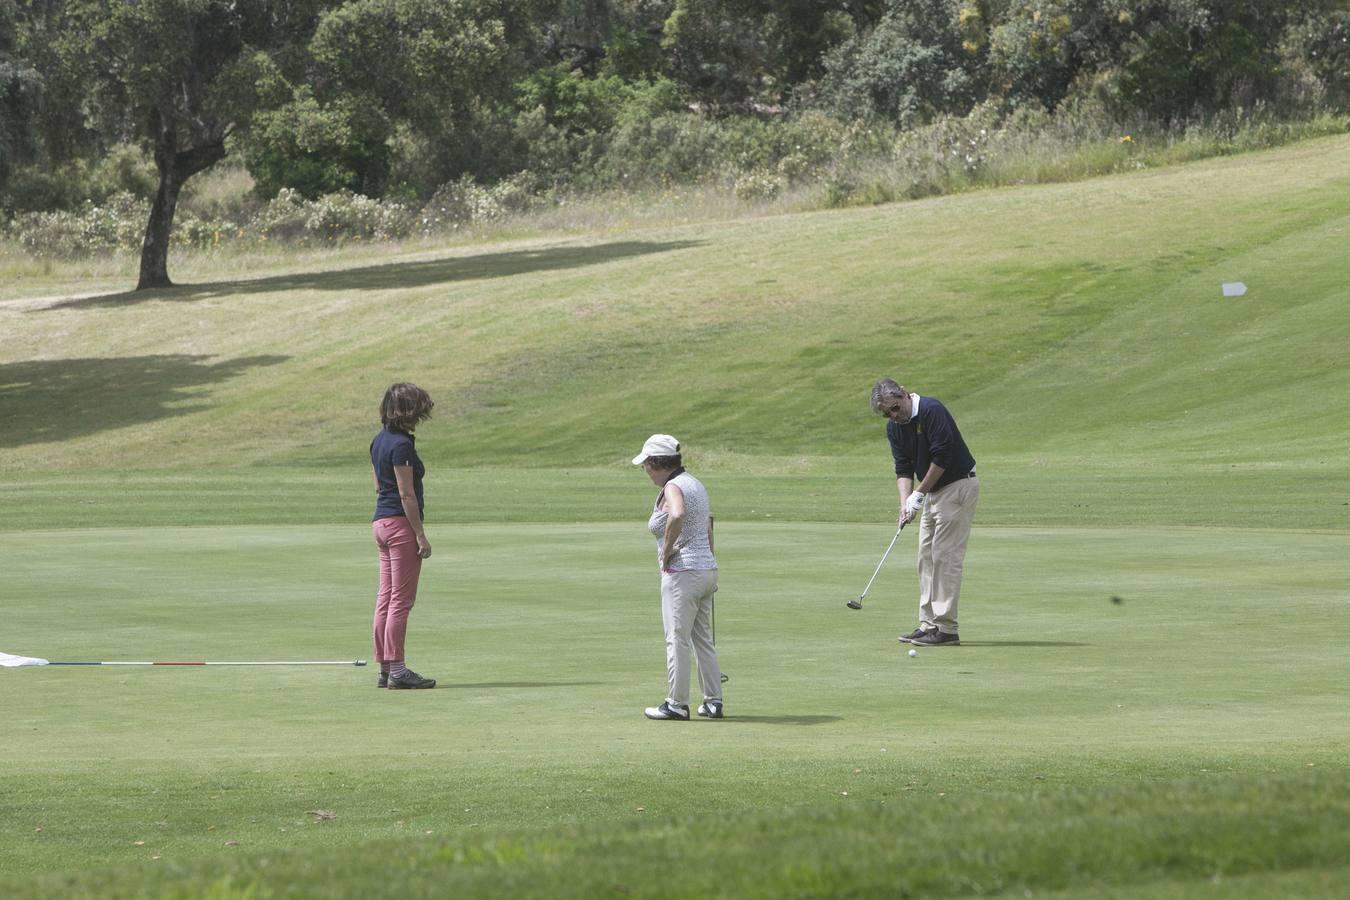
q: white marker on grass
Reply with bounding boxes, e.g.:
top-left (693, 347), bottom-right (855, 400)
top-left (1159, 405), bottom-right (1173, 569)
top-left (1222, 282), bottom-right (1247, 297)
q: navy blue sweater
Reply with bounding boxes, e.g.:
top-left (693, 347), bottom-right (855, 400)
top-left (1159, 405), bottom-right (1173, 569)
top-left (886, 396), bottom-right (976, 492)
top-left (370, 427), bottom-right (425, 521)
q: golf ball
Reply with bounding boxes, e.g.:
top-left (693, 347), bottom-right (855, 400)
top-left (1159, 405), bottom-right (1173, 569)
top-left (908, 649), bottom-right (917, 658)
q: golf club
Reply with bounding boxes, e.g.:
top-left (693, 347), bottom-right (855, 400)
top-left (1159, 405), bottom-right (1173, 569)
top-left (845, 521), bottom-right (907, 610)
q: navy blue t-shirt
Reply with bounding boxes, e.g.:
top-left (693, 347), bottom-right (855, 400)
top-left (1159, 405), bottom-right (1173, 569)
top-left (886, 396), bottom-right (976, 492)
top-left (370, 427), bottom-right (425, 521)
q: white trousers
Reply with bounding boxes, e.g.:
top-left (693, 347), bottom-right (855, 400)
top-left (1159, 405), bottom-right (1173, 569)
top-left (917, 476), bottom-right (980, 635)
top-left (660, 568), bottom-right (722, 707)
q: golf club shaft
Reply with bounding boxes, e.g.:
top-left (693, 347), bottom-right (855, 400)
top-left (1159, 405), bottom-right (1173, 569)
top-left (858, 524), bottom-right (905, 601)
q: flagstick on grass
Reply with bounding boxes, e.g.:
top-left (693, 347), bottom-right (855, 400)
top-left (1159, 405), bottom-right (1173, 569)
top-left (1, 653), bottom-right (365, 667)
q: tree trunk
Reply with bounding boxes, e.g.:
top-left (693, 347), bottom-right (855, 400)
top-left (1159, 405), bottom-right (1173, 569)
top-left (137, 109), bottom-right (182, 290)
top-left (136, 108), bottom-right (227, 291)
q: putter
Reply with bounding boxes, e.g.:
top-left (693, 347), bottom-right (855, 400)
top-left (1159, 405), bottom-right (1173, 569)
top-left (845, 522), bottom-right (907, 610)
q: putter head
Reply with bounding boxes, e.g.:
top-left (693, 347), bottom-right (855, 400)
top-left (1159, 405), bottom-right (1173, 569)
top-left (846, 599), bottom-right (863, 610)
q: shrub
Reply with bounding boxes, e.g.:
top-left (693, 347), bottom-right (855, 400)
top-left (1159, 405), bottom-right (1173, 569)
top-left (586, 108), bottom-right (864, 191)
top-left (87, 144), bottom-right (158, 202)
top-left (244, 90), bottom-right (390, 199)
top-left (1277, 11), bottom-right (1350, 112)
top-left (600, 28), bottom-right (667, 82)
top-left (8, 191), bottom-right (147, 255)
top-left (600, 111), bottom-right (727, 186)
top-left (247, 188), bottom-right (415, 244)
top-left (0, 15), bottom-right (41, 189)
top-left (512, 105), bottom-right (604, 186)
top-left (983, 0), bottom-right (1125, 113)
top-left (417, 174), bottom-right (536, 234)
top-left (302, 191), bottom-right (414, 242)
top-left (821, 171), bottom-right (900, 208)
top-left (175, 213), bottom-right (231, 250)
top-left (614, 78), bottom-right (686, 130)
top-left (660, 0), bottom-right (782, 109)
top-left (733, 170), bottom-right (785, 202)
top-left (817, 0), bottom-right (975, 128)
top-left (1, 144), bottom-right (156, 214)
top-left (510, 76), bottom-right (686, 188)
top-left (1118, 7), bottom-right (1290, 123)
top-left (386, 110), bottom-right (524, 200)
top-left (892, 101), bottom-right (1003, 184)
top-left (516, 65), bottom-right (636, 136)
top-left (247, 187), bottom-right (310, 242)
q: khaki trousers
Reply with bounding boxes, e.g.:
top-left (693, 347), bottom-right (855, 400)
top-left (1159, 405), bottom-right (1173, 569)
top-left (916, 476), bottom-right (979, 635)
top-left (659, 568), bottom-right (722, 707)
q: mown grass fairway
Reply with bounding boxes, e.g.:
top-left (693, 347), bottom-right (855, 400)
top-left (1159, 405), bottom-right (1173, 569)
top-left (2, 136), bottom-right (1349, 897)
top-left (4, 523), bottom-right (1349, 897)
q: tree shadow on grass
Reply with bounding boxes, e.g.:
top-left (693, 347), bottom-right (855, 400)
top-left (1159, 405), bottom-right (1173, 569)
top-left (35, 240), bottom-right (705, 311)
top-left (0, 354), bottom-right (288, 447)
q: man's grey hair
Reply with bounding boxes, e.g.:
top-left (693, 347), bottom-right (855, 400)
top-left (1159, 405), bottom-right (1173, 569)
top-left (870, 378), bottom-right (905, 415)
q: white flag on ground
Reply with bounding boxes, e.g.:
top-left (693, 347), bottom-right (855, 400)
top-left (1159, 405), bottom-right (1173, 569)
top-left (0, 652), bottom-right (50, 667)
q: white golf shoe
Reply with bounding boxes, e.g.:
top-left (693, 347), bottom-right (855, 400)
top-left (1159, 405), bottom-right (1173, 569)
top-left (643, 701), bottom-right (690, 720)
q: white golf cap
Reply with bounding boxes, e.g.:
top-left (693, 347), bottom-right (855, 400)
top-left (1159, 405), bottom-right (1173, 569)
top-left (632, 433), bottom-right (680, 465)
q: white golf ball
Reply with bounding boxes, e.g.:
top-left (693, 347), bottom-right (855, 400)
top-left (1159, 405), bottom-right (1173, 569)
top-left (908, 648), bottom-right (917, 658)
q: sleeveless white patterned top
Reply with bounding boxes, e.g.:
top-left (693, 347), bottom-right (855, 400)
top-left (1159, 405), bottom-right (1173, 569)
top-left (647, 471), bottom-right (717, 571)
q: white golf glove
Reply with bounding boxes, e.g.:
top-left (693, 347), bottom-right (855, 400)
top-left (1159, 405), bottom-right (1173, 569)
top-left (903, 491), bottom-right (926, 517)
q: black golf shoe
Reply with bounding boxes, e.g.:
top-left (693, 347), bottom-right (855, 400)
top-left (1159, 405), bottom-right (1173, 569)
top-left (644, 701), bottom-right (690, 720)
top-left (388, 669), bottom-right (436, 689)
top-left (897, 628), bottom-right (932, 643)
top-left (910, 630), bottom-right (960, 646)
top-left (697, 700), bottom-right (724, 719)
top-left (377, 672), bottom-right (389, 688)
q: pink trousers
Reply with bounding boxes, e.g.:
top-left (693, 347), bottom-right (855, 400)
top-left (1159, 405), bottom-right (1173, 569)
top-left (372, 517), bottom-right (423, 665)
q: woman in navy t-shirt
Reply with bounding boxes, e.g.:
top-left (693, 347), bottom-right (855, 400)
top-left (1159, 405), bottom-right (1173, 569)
top-left (370, 383), bottom-right (436, 689)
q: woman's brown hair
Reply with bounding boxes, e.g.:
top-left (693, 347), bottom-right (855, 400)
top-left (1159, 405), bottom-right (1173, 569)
top-left (380, 383), bottom-right (434, 433)
top-left (643, 455), bottom-right (682, 471)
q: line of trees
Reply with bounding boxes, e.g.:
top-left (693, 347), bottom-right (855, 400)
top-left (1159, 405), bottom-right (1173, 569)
top-left (2, 0), bottom-right (1348, 289)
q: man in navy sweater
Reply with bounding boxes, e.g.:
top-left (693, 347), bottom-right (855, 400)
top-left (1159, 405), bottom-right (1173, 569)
top-left (871, 378), bottom-right (980, 646)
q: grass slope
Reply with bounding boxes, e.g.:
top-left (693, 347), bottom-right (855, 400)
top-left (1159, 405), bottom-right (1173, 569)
top-left (2, 137), bottom-right (1349, 897)
top-left (2, 137), bottom-right (1349, 500)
